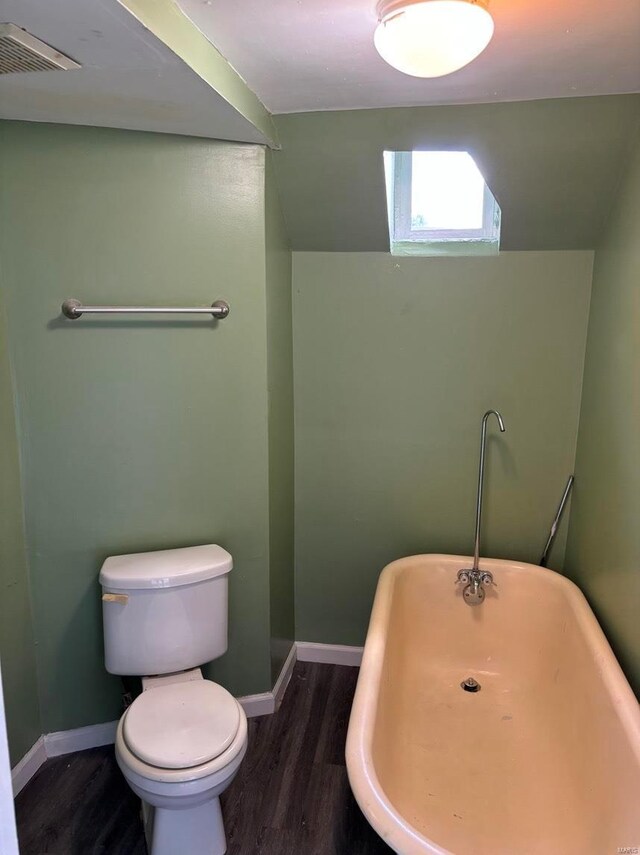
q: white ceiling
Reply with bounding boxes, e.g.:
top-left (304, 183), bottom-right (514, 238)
top-left (177, 0), bottom-right (640, 114)
top-left (0, 0), bottom-right (269, 144)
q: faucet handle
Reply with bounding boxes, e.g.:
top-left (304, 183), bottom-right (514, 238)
top-left (480, 571), bottom-right (495, 586)
top-left (456, 570), bottom-right (471, 585)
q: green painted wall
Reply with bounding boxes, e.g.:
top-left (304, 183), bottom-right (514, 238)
top-left (565, 133), bottom-right (640, 695)
top-left (0, 293), bottom-right (41, 765)
top-left (0, 121), bottom-right (280, 732)
top-left (273, 95), bottom-right (640, 252)
top-left (293, 251), bottom-right (593, 644)
top-left (265, 152), bottom-right (295, 681)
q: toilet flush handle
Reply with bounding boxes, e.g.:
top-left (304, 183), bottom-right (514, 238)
top-left (102, 592), bottom-right (128, 605)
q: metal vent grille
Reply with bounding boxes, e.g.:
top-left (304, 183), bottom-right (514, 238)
top-left (0, 23), bottom-right (80, 74)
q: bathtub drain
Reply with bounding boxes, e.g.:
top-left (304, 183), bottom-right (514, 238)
top-left (461, 677), bottom-right (481, 692)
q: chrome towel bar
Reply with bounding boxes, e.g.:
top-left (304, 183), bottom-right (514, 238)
top-left (61, 298), bottom-right (230, 320)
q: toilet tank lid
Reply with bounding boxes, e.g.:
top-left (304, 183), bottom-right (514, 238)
top-left (99, 544), bottom-right (232, 590)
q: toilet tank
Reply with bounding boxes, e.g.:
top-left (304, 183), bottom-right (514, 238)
top-left (99, 544), bottom-right (232, 676)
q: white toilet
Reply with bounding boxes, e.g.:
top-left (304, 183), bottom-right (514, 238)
top-left (99, 544), bottom-right (248, 855)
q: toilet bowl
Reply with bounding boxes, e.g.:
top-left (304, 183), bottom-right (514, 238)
top-left (115, 669), bottom-right (248, 855)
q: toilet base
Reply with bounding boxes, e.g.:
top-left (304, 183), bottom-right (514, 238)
top-left (143, 796), bottom-right (226, 855)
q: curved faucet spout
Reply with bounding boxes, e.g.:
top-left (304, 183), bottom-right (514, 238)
top-left (472, 410), bottom-right (506, 572)
top-left (483, 409), bottom-right (506, 433)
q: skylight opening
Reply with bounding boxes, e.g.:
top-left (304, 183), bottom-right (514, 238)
top-left (384, 150), bottom-right (501, 257)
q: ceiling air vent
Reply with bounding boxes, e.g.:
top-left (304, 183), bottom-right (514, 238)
top-left (0, 23), bottom-right (80, 74)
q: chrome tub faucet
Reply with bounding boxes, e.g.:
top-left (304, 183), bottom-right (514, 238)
top-left (456, 567), bottom-right (495, 605)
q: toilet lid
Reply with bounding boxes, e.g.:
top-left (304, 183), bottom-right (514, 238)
top-left (123, 681), bottom-right (240, 769)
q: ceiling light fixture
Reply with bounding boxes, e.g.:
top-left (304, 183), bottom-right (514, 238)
top-left (374, 0), bottom-right (494, 78)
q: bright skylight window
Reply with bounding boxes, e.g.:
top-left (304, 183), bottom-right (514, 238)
top-left (384, 150), bottom-right (501, 256)
top-left (411, 152), bottom-right (485, 230)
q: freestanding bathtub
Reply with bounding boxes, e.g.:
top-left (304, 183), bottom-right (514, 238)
top-left (346, 554), bottom-right (640, 855)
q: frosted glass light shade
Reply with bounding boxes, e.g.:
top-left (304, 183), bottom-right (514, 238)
top-left (374, 0), bottom-right (494, 78)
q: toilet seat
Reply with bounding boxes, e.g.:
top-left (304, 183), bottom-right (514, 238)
top-left (116, 696), bottom-right (248, 787)
top-left (123, 680), bottom-right (241, 770)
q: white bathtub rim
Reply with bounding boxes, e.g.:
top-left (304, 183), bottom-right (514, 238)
top-left (346, 553), bottom-right (640, 855)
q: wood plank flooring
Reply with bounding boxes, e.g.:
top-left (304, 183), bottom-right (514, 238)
top-left (15, 662), bottom-right (393, 855)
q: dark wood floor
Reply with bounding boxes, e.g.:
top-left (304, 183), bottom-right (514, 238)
top-left (15, 662), bottom-right (393, 855)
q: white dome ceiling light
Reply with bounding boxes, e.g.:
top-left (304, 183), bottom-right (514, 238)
top-left (374, 0), bottom-right (495, 78)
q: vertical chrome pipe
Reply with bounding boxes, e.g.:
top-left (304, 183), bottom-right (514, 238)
top-left (472, 410), bottom-right (506, 572)
top-left (539, 475), bottom-right (575, 567)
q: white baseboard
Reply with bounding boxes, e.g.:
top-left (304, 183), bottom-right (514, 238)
top-left (237, 692), bottom-right (274, 717)
top-left (273, 642), bottom-right (297, 711)
top-left (11, 737), bottom-right (46, 797)
top-left (237, 640), bottom-right (297, 717)
top-left (11, 639), bottom-right (360, 794)
top-left (295, 641), bottom-right (363, 666)
top-left (44, 720), bottom-right (119, 759)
